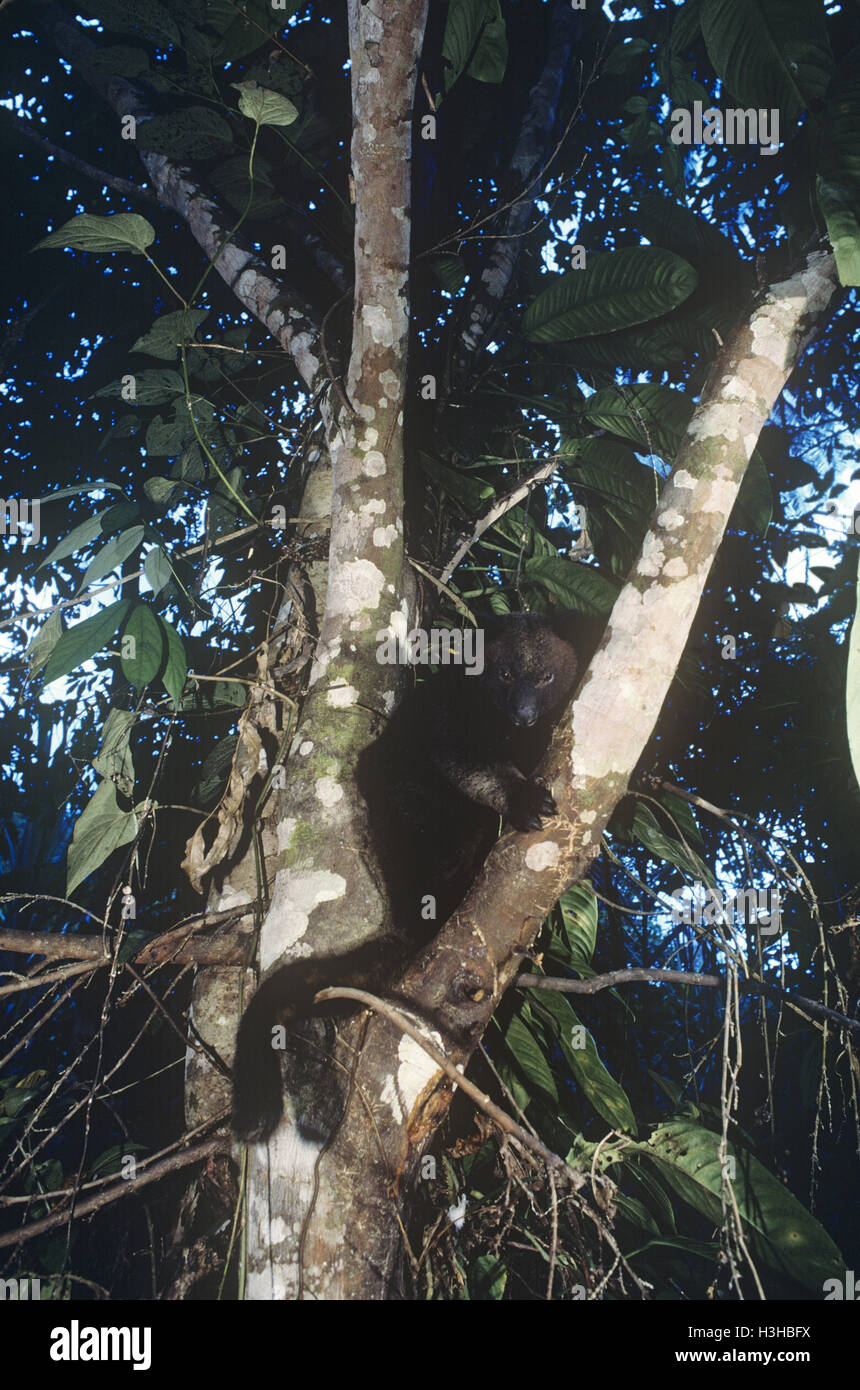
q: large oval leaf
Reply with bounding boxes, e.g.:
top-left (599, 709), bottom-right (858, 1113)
top-left (700, 0), bottom-right (833, 126)
top-left (34, 213), bottom-right (155, 255)
top-left (131, 308), bottom-right (209, 361)
top-left (67, 781), bottom-right (139, 896)
top-left (94, 369), bottom-right (186, 406)
top-left (77, 526), bottom-right (145, 595)
top-left (137, 108), bottom-right (233, 160)
top-left (521, 556), bottom-right (618, 617)
top-left (441, 0), bottom-right (508, 94)
top-left (42, 601), bottom-right (131, 688)
top-left (558, 885), bottom-right (598, 973)
top-left (121, 604), bottom-right (166, 691)
top-left (159, 617), bottom-right (188, 709)
top-left (233, 80), bottom-right (298, 127)
top-left (640, 1121), bottom-right (845, 1290)
top-left (38, 510), bottom-right (109, 570)
top-left (523, 247), bottom-right (698, 343)
top-left (580, 383), bottom-right (692, 459)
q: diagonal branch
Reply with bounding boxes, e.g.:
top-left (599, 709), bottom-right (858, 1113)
top-left (33, 0), bottom-right (328, 396)
top-left (454, 1), bottom-right (581, 375)
top-left (3, 105), bottom-right (160, 206)
top-left (439, 456), bottom-right (558, 582)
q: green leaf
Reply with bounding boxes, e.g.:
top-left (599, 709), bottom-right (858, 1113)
top-left (121, 604), bottom-right (166, 691)
top-left (209, 153), bottom-right (286, 219)
top-left (241, 60), bottom-right (304, 102)
top-left (145, 410), bottom-right (189, 457)
top-left (37, 482), bottom-right (125, 506)
top-left (101, 502), bottom-right (142, 535)
top-left (700, 0), bottom-right (833, 126)
top-left (560, 438), bottom-right (658, 513)
top-left (232, 79), bottom-right (299, 126)
top-left (817, 179), bottom-right (860, 289)
top-left (471, 1254), bottom-right (508, 1299)
top-left (5, 1085), bottom-right (44, 1119)
top-left (67, 781), bottom-right (139, 896)
top-left (431, 255), bottom-right (468, 293)
top-left (628, 801), bottom-right (715, 886)
top-left (77, 526), bottom-right (145, 595)
top-left (441, 0), bottom-right (507, 94)
top-left (137, 108), bottom-right (234, 161)
top-left (669, 0), bottom-right (704, 56)
top-left (38, 510), bottom-right (110, 570)
top-left (467, 0), bottom-right (507, 85)
top-left (520, 556), bottom-right (618, 616)
top-left (211, 0), bottom-right (302, 62)
top-left (564, 316), bottom-right (718, 371)
top-left (603, 38), bottom-right (650, 75)
top-left (640, 1121), bottom-right (846, 1290)
top-left (94, 369), bottom-right (186, 406)
top-left (614, 1193), bottom-right (661, 1237)
top-left (131, 309), bottom-right (209, 361)
top-left (27, 609), bottom-right (63, 677)
top-left (142, 476), bottom-right (179, 510)
top-left (635, 193), bottom-right (748, 292)
top-left (34, 213), bottom-right (155, 255)
top-left (558, 884), bottom-right (598, 972)
top-left (42, 601), bottom-right (131, 687)
top-left (580, 383), bottom-right (691, 460)
top-left (532, 990), bottom-right (637, 1133)
top-left (503, 1010), bottom-right (558, 1104)
top-left (419, 453), bottom-right (496, 512)
top-left (193, 733), bottom-right (238, 808)
top-left (92, 708), bottom-right (136, 799)
top-left (819, 47), bottom-right (860, 195)
top-left (523, 247), bottom-right (698, 343)
top-left (847, 554), bottom-right (860, 791)
top-left (158, 617), bottom-right (188, 708)
top-left (144, 546), bottom-right (172, 597)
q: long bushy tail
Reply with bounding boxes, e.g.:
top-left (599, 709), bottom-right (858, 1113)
top-left (231, 942), bottom-right (399, 1143)
top-left (231, 974), bottom-right (296, 1143)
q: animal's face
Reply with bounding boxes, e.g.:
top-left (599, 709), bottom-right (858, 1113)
top-left (482, 615), bottom-right (579, 728)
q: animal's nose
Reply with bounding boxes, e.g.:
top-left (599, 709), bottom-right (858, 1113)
top-left (512, 710), bottom-right (538, 728)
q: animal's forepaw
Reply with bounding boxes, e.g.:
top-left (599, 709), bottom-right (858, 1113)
top-left (508, 777), bottom-right (557, 831)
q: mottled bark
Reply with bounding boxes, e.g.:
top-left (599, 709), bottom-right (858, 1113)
top-left (242, 0), bottom-right (428, 1301)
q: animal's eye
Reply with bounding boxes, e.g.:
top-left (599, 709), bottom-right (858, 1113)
top-left (538, 671), bottom-right (555, 686)
top-left (499, 669), bottom-right (513, 682)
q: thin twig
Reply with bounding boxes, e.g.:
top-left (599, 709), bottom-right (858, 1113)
top-left (0, 1137), bottom-right (227, 1251)
top-left (517, 969), bottom-right (860, 1039)
top-left (439, 457), bottom-right (558, 583)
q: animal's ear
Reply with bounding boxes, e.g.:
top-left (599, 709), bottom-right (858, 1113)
top-left (548, 610), bottom-right (607, 665)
